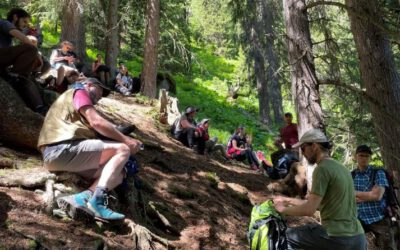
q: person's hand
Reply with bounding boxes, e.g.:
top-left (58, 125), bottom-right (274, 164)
top-left (274, 201), bottom-right (287, 214)
top-left (124, 137), bottom-right (142, 155)
top-left (273, 195), bottom-right (289, 205)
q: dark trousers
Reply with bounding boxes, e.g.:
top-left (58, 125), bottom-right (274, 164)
top-left (0, 44), bottom-right (38, 76)
top-left (231, 148), bottom-right (259, 167)
top-left (362, 218), bottom-right (398, 250)
top-left (287, 224), bottom-right (367, 250)
top-left (174, 128), bottom-right (205, 154)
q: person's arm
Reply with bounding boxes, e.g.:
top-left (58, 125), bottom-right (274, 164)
top-left (180, 119), bottom-right (196, 129)
top-left (79, 106), bottom-right (141, 154)
top-left (9, 29), bottom-right (34, 45)
top-left (50, 49), bottom-right (66, 63)
top-left (232, 139), bottom-right (245, 151)
top-left (356, 186), bottom-right (385, 202)
top-left (92, 62), bottom-right (98, 73)
top-left (274, 193), bottom-right (322, 216)
top-left (273, 195), bottom-right (307, 206)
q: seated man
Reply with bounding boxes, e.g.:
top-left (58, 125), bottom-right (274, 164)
top-left (226, 126), bottom-right (260, 170)
top-left (352, 145), bottom-right (398, 250)
top-left (197, 118), bottom-right (228, 159)
top-left (0, 8), bottom-right (46, 114)
top-left (274, 129), bottom-right (366, 250)
top-left (172, 106), bottom-right (205, 154)
top-left (38, 78), bottom-right (142, 222)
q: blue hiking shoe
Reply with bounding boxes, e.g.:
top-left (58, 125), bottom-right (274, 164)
top-left (57, 190), bottom-right (94, 219)
top-left (87, 191), bottom-right (125, 222)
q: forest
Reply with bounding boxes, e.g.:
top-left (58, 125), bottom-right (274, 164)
top-left (0, 0), bottom-right (399, 249)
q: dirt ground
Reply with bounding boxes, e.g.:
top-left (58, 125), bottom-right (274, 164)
top-left (0, 94), bottom-right (378, 249)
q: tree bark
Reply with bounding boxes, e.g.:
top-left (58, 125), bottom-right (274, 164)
top-left (262, 0), bottom-right (283, 124)
top-left (60, 0), bottom-right (86, 62)
top-left (141, 0), bottom-right (161, 99)
top-left (282, 0), bottom-right (325, 136)
top-left (105, 0), bottom-right (120, 80)
top-left (0, 78), bottom-right (43, 150)
top-left (345, 0), bottom-right (400, 173)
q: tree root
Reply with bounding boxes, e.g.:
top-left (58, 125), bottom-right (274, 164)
top-left (124, 219), bottom-right (175, 250)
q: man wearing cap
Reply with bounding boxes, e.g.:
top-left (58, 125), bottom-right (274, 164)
top-left (38, 77), bottom-right (142, 222)
top-left (173, 106), bottom-right (205, 154)
top-left (352, 145), bottom-right (397, 250)
top-left (273, 128), bottom-right (366, 249)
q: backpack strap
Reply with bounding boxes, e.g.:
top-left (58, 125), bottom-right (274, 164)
top-left (249, 217), bottom-right (275, 250)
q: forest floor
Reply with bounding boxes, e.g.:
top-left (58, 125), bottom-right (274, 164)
top-left (0, 94), bottom-right (377, 249)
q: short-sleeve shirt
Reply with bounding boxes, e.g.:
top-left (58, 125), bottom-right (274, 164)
top-left (0, 20), bottom-right (16, 48)
top-left (280, 123), bottom-right (298, 149)
top-left (175, 113), bottom-right (196, 134)
top-left (353, 166), bottom-right (389, 225)
top-left (311, 159), bottom-right (364, 236)
top-left (73, 89), bottom-right (93, 112)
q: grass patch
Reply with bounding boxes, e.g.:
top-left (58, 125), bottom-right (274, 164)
top-left (205, 172), bottom-right (219, 188)
top-left (231, 191), bottom-right (251, 206)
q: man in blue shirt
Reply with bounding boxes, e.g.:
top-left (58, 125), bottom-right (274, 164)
top-left (352, 145), bottom-right (397, 250)
top-left (0, 8), bottom-right (46, 114)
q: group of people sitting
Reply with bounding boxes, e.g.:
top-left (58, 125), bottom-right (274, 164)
top-left (0, 8), bottom-right (141, 116)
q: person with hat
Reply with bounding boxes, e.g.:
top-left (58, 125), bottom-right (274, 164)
top-left (352, 145), bottom-right (397, 250)
top-left (197, 119), bottom-right (228, 159)
top-left (173, 106), bottom-right (205, 154)
top-left (273, 128), bottom-right (366, 250)
top-left (38, 77), bottom-right (142, 222)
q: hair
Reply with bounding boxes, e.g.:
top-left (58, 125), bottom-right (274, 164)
top-left (284, 112), bottom-right (293, 117)
top-left (7, 8), bottom-right (30, 22)
top-left (356, 145), bottom-right (372, 155)
top-left (60, 40), bottom-right (73, 48)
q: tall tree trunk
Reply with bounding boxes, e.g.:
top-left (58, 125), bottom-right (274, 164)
top-left (0, 78), bottom-right (43, 150)
top-left (60, 0), bottom-right (86, 62)
top-left (346, 0), bottom-right (400, 173)
top-left (105, 0), bottom-right (120, 80)
top-left (262, 0), bottom-right (283, 124)
top-left (250, 0), bottom-right (271, 125)
top-left (141, 0), bottom-right (160, 99)
top-left (282, 0), bottom-right (325, 137)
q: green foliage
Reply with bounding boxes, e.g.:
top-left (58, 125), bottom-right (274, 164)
top-left (205, 172), bottom-right (219, 188)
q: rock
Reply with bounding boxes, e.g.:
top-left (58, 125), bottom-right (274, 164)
top-left (0, 168), bottom-right (55, 188)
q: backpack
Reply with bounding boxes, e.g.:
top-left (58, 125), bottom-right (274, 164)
top-left (351, 167), bottom-right (400, 223)
top-left (267, 150), bottom-right (299, 180)
top-left (248, 200), bottom-right (288, 250)
top-left (170, 116), bottom-right (181, 135)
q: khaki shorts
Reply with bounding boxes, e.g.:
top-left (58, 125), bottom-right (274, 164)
top-left (42, 139), bottom-right (104, 179)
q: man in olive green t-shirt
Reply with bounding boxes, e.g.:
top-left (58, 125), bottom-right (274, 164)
top-left (274, 129), bottom-right (366, 250)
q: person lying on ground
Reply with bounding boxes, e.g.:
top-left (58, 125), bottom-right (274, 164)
top-left (0, 8), bottom-right (47, 115)
top-left (226, 126), bottom-right (260, 170)
top-left (115, 65), bottom-right (134, 96)
top-left (273, 129), bottom-right (366, 250)
top-left (197, 118), bottom-right (228, 160)
top-left (352, 145), bottom-right (398, 250)
top-left (172, 106), bottom-right (205, 154)
top-left (38, 77), bottom-right (142, 222)
top-left (92, 54), bottom-right (110, 85)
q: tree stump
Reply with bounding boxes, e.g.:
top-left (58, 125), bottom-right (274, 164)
top-left (158, 89), bottom-right (180, 126)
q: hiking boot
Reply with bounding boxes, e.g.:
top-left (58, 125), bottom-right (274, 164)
top-left (87, 190), bottom-right (125, 222)
top-left (57, 190), bottom-right (94, 220)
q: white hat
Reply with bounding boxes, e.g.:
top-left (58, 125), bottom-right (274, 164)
top-left (292, 128), bottom-right (328, 148)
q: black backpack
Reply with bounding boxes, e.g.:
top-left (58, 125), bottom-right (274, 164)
top-left (351, 167), bottom-right (400, 223)
top-left (267, 149), bottom-right (299, 180)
